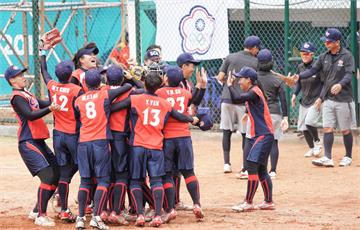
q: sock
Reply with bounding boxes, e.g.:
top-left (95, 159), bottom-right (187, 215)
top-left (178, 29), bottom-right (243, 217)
top-left (270, 140), bottom-right (279, 172)
top-left (78, 186), bottom-right (90, 217)
top-left (163, 177), bottom-right (175, 212)
top-left (246, 174), bottom-right (259, 203)
top-left (343, 133), bottom-right (353, 158)
top-left (106, 183), bottom-right (114, 212)
top-left (303, 130), bottom-right (315, 149)
top-left (37, 183), bottom-right (56, 216)
top-left (33, 203), bottom-right (38, 213)
top-left (127, 188), bottom-right (136, 214)
top-left (222, 130), bottom-right (232, 164)
top-left (150, 177), bottom-right (164, 216)
top-left (173, 175), bottom-right (181, 204)
top-left (306, 125), bottom-right (320, 142)
top-left (130, 181), bottom-right (144, 215)
top-left (142, 182), bottom-right (155, 209)
top-left (113, 182), bottom-right (127, 214)
top-left (260, 175), bottom-right (273, 203)
top-left (241, 133), bottom-right (246, 150)
top-left (58, 181), bottom-right (69, 211)
top-left (93, 186), bottom-right (108, 216)
top-left (184, 175), bottom-right (200, 205)
top-left (324, 132), bottom-right (334, 159)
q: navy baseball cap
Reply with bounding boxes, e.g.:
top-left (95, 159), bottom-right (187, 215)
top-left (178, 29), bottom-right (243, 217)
top-left (195, 112), bottom-right (213, 131)
top-left (232, 66), bottom-right (258, 82)
top-left (321, 28), bottom-right (341, 42)
top-left (166, 66), bottom-right (184, 87)
top-left (176, 53), bottom-right (201, 67)
top-left (244, 35), bottom-right (261, 48)
top-left (55, 60), bottom-right (74, 82)
top-left (4, 65), bottom-right (27, 82)
top-left (85, 69), bottom-right (101, 88)
top-left (257, 49), bottom-right (272, 63)
top-left (146, 49), bottom-right (161, 61)
top-left (300, 42), bottom-right (316, 53)
top-left (77, 46), bottom-right (99, 58)
top-left (106, 65), bottom-right (124, 83)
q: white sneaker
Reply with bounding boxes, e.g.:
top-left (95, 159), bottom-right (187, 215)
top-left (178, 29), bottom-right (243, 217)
top-left (312, 156), bottom-right (334, 167)
top-left (236, 170), bottom-right (248, 179)
top-left (224, 164), bottom-right (232, 173)
top-left (339, 156), bottom-right (352, 167)
top-left (28, 210), bottom-right (38, 220)
top-left (313, 140), bottom-right (322, 157)
top-left (304, 149), bottom-right (314, 157)
top-left (34, 215), bottom-right (55, 227)
top-left (231, 201), bottom-right (255, 212)
top-left (90, 215), bottom-right (109, 230)
top-left (75, 216), bottom-right (86, 229)
top-left (269, 171), bottom-right (277, 179)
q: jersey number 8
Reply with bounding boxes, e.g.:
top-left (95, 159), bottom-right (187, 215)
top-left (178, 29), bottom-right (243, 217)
top-left (85, 102), bottom-right (97, 119)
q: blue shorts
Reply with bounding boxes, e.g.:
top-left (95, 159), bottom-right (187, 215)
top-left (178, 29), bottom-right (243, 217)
top-left (18, 140), bottom-right (58, 176)
top-left (53, 129), bottom-right (79, 166)
top-left (129, 146), bottom-right (165, 179)
top-left (247, 134), bottom-right (274, 166)
top-left (110, 131), bottom-right (129, 174)
top-left (77, 140), bottom-right (111, 178)
top-left (163, 137), bottom-right (194, 172)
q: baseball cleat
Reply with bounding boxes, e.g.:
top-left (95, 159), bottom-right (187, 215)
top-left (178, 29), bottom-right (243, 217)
top-left (223, 164), bottom-right (232, 173)
top-left (135, 215), bottom-right (145, 227)
top-left (107, 211), bottom-right (129, 226)
top-left (89, 215), bottom-right (109, 230)
top-left (236, 170), bottom-right (248, 179)
top-left (313, 140), bottom-right (322, 157)
top-left (231, 201), bottom-right (255, 212)
top-left (304, 149), bottom-right (314, 157)
top-left (339, 156), bottom-right (352, 167)
top-left (35, 215), bottom-right (56, 227)
top-left (312, 156), bottom-right (334, 167)
top-left (175, 201), bottom-right (192, 211)
top-left (144, 208), bottom-right (155, 222)
top-left (28, 210), bottom-right (38, 220)
top-left (75, 216), bottom-right (86, 229)
top-left (99, 210), bottom-right (109, 223)
top-left (161, 209), bottom-right (177, 223)
top-left (50, 192), bottom-right (62, 214)
top-left (58, 208), bottom-right (77, 223)
top-left (148, 215), bottom-right (162, 227)
top-left (256, 201), bottom-right (275, 210)
top-left (269, 171), bottom-right (277, 179)
top-left (193, 204), bottom-right (204, 220)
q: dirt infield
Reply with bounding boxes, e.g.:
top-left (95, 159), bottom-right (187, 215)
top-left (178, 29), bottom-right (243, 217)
top-left (0, 131), bottom-right (359, 229)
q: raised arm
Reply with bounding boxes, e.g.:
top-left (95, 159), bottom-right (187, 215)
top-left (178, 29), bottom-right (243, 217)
top-left (11, 96), bottom-right (56, 121)
top-left (170, 108), bottom-right (195, 123)
top-left (110, 97), bottom-right (131, 112)
top-left (108, 83), bottom-right (132, 101)
top-left (40, 51), bottom-right (53, 85)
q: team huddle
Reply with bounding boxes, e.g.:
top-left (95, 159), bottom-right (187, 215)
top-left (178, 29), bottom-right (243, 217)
top-left (4, 27), bottom-right (356, 229)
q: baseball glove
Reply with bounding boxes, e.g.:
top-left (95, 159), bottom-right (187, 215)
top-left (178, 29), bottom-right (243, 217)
top-left (130, 65), bottom-right (146, 81)
top-left (39, 28), bottom-right (62, 50)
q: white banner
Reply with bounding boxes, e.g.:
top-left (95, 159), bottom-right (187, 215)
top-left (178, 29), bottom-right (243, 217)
top-left (155, 0), bottom-right (230, 61)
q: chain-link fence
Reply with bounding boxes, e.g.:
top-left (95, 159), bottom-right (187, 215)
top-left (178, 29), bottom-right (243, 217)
top-left (0, 0), bottom-right (359, 127)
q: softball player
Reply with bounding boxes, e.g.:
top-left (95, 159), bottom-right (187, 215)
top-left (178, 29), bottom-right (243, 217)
top-left (74, 69), bottom-right (132, 230)
top-left (6, 65), bottom-right (61, 227)
top-left (40, 50), bottom-right (83, 222)
top-left (292, 42), bottom-right (323, 157)
top-left (296, 28), bottom-right (356, 167)
top-left (227, 67), bottom-right (275, 212)
top-left (256, 49), bottom-right (289, 178)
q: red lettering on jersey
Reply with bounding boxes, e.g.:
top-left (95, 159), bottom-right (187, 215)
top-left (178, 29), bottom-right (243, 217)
top-left (156, 87), bottom-right (192, 138)
top-left (47, 80), bottom-right (82, 134)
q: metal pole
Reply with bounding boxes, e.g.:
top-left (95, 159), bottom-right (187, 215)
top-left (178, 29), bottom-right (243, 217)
top-left (350, 0), bottom-right (359, 125)
top-left (244, 0), bottom-right (250, 38)
top-left (22, 11), bottom-right (29, 69)
top-left (32, 0), bottom-right (41, 98)
top-left (40, 0), bottom-right (45, 99)
top-left (284, 0), bottom-right (291, 119)
top-left (135, 0), bottom-right (141, 64)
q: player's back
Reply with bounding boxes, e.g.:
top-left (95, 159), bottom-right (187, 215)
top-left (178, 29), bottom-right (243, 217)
top-left (156, 86), bottom-right (192, 138)
top-left (129, 93), bottom-right (172, 150)
top-left (72, 68), bottom-right (89, 92)
top-left (75, 89), bottom-right (111, 142)
top-left (47, 80), bottom-right (82, 134)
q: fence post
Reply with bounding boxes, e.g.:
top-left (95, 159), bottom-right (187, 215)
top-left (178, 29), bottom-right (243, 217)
top-left (284, 0), bottom-right (291, 116)
top-left (244, 0), bottom-right (250, 37)
top-left (135, 0), bottom-right (141, 65)
top-left (32, 0), bottom-right (41, 98)
top-left (350, 0), bottom-right (359, 125)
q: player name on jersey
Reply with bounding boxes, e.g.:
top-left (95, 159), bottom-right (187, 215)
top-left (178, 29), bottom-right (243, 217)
top-left (81, 92), bottom-right (99, 101)
top-left (146, 99), bottom-right (160, 107)
top-left (50, 85), bottom-right (71, 94)
top-left (165, 89), bottom-right (182, 95)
